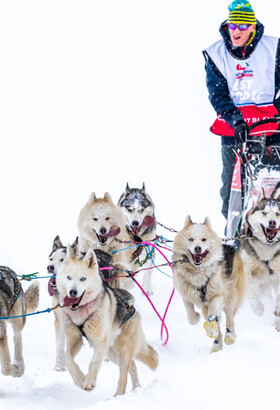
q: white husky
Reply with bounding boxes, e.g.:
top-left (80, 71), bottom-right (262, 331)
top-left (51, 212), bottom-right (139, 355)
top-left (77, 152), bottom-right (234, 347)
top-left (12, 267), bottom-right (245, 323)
top-left (78, 192), bottom-right (134, 289)
top-left (56, 245), bottom-right (158, 396)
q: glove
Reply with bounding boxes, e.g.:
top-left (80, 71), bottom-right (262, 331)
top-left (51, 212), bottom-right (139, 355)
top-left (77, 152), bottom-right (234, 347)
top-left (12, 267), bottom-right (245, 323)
top-left (234, 120), bottom-right (249, 144)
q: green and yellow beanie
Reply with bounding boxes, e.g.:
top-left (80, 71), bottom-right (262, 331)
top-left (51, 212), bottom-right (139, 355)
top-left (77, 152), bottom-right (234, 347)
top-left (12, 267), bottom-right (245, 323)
top-left (227, 0), bottom-right (257, 25)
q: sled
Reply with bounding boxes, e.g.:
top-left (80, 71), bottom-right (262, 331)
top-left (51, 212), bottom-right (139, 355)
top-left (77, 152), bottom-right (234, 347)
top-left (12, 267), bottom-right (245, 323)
top-left (226, 117), bottom-right (280, 240)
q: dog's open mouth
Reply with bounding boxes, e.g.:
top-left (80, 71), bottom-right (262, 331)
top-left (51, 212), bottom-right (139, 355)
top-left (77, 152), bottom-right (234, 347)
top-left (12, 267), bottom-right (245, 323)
top-left (63, 291), bottom-right (85, 311)
top-left (48, 276), bottom-right (57, 296)
top-left (130, 225), bottom-right (141, 236)
top-left (190, 250), bottom-right (209, 266)
top-left (129, 215), bottom-right (155, 236)
top-left (95, 227), bottom-right (121, 246)
top-left (96, 233), bottom-right (108, 246)
top-left (261, 225), bottom-right (279, 243)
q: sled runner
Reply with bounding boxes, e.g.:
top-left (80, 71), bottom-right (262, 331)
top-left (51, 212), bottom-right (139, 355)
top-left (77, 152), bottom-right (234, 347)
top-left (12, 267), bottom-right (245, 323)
top-left (226, 117), bottom-right (280, 240)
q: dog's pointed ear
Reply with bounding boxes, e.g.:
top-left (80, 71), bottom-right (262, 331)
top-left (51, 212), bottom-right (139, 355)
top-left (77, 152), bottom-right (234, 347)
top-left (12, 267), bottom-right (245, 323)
top-left (256, 188), bottom-right (266, 203)
top-left (70, 237), bottom-right (79, 255)
top-left (125, 183), bottom-right (130, 193)
top-left (84, 249), bottom-right (97, 268)
top-left (141, 183), bottom-right (146, 192)
top-left (184, 215), bottom-right (193, 228)
top-left (53, 235), bottom-right (63, 251)
top-left (66, 244), bottom-right (76, 259)
top-left (87, 192), bottom-right (97, 205)
top-left (271, 182), bottom-right (280, 201)
top-left (203, 217), bottom-right (212, 229)
top-left (103, 192), bottom-right (112, 202)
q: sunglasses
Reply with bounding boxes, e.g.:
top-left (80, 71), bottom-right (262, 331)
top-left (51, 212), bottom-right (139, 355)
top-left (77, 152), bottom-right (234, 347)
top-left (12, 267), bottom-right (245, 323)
top-left (228, 23), bottom-right (249, 31)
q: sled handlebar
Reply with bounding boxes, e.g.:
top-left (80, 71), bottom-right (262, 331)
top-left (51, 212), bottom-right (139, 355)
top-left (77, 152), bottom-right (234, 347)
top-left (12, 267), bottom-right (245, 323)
top-left (248, 116), bottom-right (280, 133)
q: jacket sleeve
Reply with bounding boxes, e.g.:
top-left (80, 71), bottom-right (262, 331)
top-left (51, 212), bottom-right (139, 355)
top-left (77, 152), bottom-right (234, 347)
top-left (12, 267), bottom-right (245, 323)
top-left (274, 38), bottom-right (280, 113)
top-left (203, 50), bottom-right (243, 128)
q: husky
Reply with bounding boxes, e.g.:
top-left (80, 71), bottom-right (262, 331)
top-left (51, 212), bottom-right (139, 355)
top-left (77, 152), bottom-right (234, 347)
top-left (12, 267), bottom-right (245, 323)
top-left (56, 245), bottom-right (158, 396)
top-left (47, 235), bottom-right (67, 371)
top-left (78, 192), bottom-right (134, 289)
top-left (0, 266), bottom-right (39, 377)
top-left (47, 235), bottom-right (119, 371)
top-left (242, 182), bottom-right (280, 329)
top-left (172, 216), bottom-right (248, 352)
top-left (118, 183), bottom-right (156, 295)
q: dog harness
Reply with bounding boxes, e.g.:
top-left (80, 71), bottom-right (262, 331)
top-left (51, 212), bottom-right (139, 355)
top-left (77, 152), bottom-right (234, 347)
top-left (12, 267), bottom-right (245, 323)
top-left (121, 303), bottom-right (136, 325)
top-left (197, 278), bottom-right (211, 303)
top-left (0, 268), bottom-right (22, 311)
top-left (77, 302), bottom-right (136, 340)
top-left (173, 256), bottom-right (211, 302)
top-left (222, 244), bottom-right (235, 277)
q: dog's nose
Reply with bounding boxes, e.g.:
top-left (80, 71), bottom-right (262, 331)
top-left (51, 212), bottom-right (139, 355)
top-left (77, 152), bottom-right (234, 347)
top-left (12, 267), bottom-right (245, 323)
top-left (100, 227), bottom-right (107, 235)
top-left (69, 289), bottom-right (78, 297)
top-left (47, 265), bottom-right (54, 272)
top-left (194, 246), bottom-right (202, 254)
top-left (268, 220), bottom-right (276, 228)
top-left (132, 220), bottom-right (139, 227)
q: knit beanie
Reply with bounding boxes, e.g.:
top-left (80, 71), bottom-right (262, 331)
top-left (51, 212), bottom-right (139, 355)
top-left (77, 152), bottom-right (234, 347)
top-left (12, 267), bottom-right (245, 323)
top-left (227, 0), bottom-right (257, 24)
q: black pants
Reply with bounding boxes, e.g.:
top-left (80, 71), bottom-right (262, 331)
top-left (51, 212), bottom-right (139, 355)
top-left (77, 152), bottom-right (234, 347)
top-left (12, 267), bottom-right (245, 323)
top-left (220, 136), bottom-right (280, 222)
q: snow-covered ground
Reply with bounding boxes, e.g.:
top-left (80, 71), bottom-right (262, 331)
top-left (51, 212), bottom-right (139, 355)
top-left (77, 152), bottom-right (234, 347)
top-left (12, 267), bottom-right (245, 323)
top-left (1, 1), bottom-right (280, 409)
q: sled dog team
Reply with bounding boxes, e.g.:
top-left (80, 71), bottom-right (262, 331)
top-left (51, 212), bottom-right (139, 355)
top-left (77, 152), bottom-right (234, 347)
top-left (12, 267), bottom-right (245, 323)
top-left (2, 182), bottom-right (280, 396)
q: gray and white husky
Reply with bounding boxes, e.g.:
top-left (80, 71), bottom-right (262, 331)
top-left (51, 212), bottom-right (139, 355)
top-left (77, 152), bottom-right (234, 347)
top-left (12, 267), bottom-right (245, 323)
top-left (56, 245), bottom-right (158, 396)
top-left (118, 183), bottom-right (157, 295)
top-left (0, 266), bottom-right (39, 377)
top-left (242, 181), bottom-right (280, 329)
top-left (47, 235), bottom-right (68, 371)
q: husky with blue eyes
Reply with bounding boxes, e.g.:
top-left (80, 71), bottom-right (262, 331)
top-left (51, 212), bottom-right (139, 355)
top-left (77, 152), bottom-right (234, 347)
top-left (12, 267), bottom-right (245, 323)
top-left (56, 244), bottom-right (158, 396)
top-left (173, 216), bottom-right (248, 352)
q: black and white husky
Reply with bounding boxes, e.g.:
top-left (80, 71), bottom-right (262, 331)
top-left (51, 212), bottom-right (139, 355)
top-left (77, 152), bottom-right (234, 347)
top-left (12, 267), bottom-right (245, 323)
top-left (242, 182), bottom-right (280, 330)
top-left (118, 183), bottom-right (157, 295)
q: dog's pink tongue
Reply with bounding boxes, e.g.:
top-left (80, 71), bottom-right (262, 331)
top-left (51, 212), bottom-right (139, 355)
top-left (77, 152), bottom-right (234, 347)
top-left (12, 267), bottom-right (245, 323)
top-left (63, 295), bottom-right (81, 307)
top-left (102, 227), bottom-right (121, 237)
top-left (142, 215), bottom-right (155, 227)
top-left (268, 227), bottom-right (280, 233)
top-left (48, 277), bottom-right (56, 297)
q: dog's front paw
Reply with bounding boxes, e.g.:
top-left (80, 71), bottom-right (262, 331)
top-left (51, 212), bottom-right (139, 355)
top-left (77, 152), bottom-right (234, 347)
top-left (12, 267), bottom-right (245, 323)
top-left (11, 362), bottom-right (24, 377)
top-left (203, 318), bottom-right (219, 338)
top-left (83, 374), bottom-right (96, 391)
top-left (55, 362), bottom-right (66, 372)
top-left (224, 330), bottom-right (236, 345)
top-left (71, 370), bottom-right (85, 388)
top-left (188, 311), bottom-right (200, 325)
top-left (211, 340), bottom-right (222, 353)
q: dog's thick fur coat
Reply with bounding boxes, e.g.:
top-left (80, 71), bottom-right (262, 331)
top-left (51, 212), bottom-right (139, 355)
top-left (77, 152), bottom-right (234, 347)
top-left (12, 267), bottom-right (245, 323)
top-left (242, 183), bottom-right (280, 329)
top-left (47, 235), bottom-right (67, 371)
top-left (77, 192), bottom-right (133, 289)
top-left (56, 247), bottom-right (158, 396)
top-left (0, 266), bottom-right (39, 377)
top-left (173, 216), bottom-right (248, 352)
top-left (118, 183), bottom-right (157, 295)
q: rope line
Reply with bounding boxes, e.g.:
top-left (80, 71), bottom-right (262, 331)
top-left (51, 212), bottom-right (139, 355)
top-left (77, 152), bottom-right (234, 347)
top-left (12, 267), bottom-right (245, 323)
top-left (0, 304), bottom-right (61, 321)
